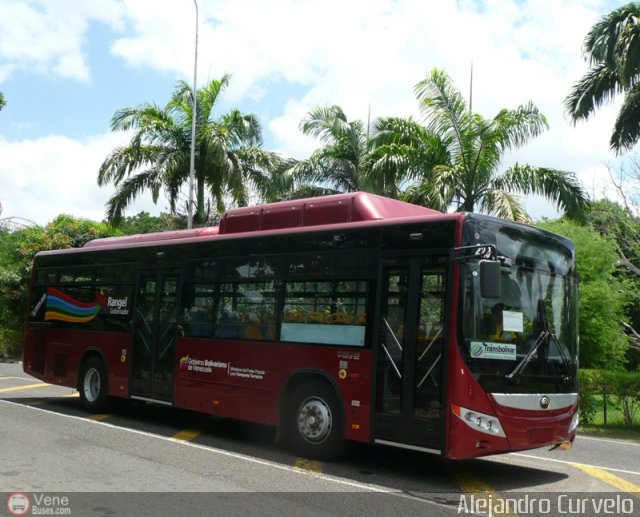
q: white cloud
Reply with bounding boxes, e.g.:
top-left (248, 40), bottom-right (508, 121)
top-left (0, 132), bottom-right (169, 226)
top-left (0, 0), bottom-right (124, 82)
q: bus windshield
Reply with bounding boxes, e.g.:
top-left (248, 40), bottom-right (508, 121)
top-left (460, 217), bottom-right (578, 394)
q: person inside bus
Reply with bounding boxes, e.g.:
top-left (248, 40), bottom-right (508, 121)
top-left (215, 307), bottom-right (240, 338)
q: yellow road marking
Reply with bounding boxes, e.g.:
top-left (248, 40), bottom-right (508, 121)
top-left (170, 428), bottom-right (203, 442)
top-left (0, 383), bottom-right (48, 394)
top-left (450, 464), bottom-right (519, 517)
top-left (572, 463), bottom-right (640, 498)
top-left (294, 458), bottom-right (323, 474)
top-left (88, 413), bottom-right (113, 421)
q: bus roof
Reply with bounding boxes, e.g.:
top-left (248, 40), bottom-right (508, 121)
top-left (83, 192), bottom-right (441, 249)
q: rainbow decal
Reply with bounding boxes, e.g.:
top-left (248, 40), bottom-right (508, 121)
top-left (44, 287), bottom-right (102, 323)
top-left (179, 355), bottom-right (190, 369)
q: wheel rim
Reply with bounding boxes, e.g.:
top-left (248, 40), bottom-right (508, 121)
top-left (297, 396), bottom-right (332, 444)
top-left (83, 367), bottom-right (101, 402)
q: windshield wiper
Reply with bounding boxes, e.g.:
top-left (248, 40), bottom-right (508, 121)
top-left (547, 325), bottom-right (575, 385)
top-left (505, 299), bottom-right (575, 383)
top-left (505, 327), bottom-right (548, 381)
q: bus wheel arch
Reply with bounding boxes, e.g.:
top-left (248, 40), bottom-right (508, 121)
top-left (78, 353), bottom-right (110, 413)
top-left (280, 372), bottom-right (345, 461)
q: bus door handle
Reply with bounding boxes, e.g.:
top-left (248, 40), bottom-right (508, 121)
top-left (383, 318), bottom-right (403, 352)
top-left (418, 327), bottom-right (442, 362)
top-left (381, 343), bottom-right (402, 379)
top-left (417, 353), bottom-right (441, 389)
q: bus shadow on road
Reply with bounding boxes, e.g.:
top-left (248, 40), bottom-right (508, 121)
top-left (5, 394), bottom-right (568, 495)
top-left (6, 394), bottom-right (282, 453)
top-left (337, 442), bottom-right (569, 494)
top-left (456, 457), bottom-right (569, 490)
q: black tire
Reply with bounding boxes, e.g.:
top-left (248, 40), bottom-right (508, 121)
top-left (285, 380), bottom-right (344, 461)
top-left (78, 357), bottom-right (110, 413)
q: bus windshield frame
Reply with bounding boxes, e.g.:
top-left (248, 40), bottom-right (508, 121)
top-left (459, 215), bottom-right (579, 394)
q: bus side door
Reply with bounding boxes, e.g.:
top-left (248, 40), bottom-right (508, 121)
top-left (373, 256), bottom-right (447, 451)
top-left (130, 270), bottom-right (181, 403)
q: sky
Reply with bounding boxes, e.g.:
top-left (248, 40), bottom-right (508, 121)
top-left (0, 0), bottom-right (629, 227)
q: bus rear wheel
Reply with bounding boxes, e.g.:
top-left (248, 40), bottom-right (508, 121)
top-left (79, 357), bottom-right (110, 413)
top-left (285, 381), bottom-right (344, 461)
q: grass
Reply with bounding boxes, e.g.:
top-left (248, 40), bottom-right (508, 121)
top-left (578, 424), bottom-right (640, 442)
top-left (579, 393), bottom-right (640, 442)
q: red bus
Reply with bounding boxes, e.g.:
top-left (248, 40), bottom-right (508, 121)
top-left (23, 192), bottom-right (579, 460)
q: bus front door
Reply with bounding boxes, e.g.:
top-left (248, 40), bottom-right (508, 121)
top-left (130, 270), bottom-right (181, 403)
top-left (373, 257), bottom-right (447, 451)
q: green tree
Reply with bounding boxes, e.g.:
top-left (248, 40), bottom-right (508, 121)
top-left (0, 92), bottom-right (5, 111)
top-left (538, 219), bottom-right (631, 369)
top-left (587, 199), bottom-right (640, 277)
top-left (0, 216), bottom-right (115, 357)
top-left (283, 106), bottom-right (388, 198)
top-left (585, 199), bottom-right (640, 367)
top-left (289, 105), bottom-right (372, 195)
top-left (282, 105), bottom-right (436, 200)
top-left (99, 75), bottom-right (280, 225)
top-left (115, 212), bottom-right (179, 235)
top-left (565, 3), bottom-right (640, 153)
top-left (381, 68), bottom-right (587, 222)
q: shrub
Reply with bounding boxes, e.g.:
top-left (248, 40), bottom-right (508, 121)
top-left (579, 369), bottom-right (640, 428)
top-left (578, 369), bottom-right (601, 425)
top-left (0, 327), bottom-right (23, 361)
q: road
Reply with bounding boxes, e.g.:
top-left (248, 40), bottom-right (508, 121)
top-left (1, 362), bottom-right (639, 516)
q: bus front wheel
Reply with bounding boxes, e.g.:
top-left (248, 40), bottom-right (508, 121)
top-left (285, 381), bottom-right (344, 461)
top-left (79, 357), bottom-right (110, 413)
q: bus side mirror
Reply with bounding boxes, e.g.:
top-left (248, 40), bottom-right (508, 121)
top-left (480, 260), bottom-right (501, 299)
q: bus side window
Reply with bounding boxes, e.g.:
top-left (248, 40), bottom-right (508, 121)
top-left (182, 284), bottom-right (214, 337)
top-left (212, 281), bottom-right (277, 341)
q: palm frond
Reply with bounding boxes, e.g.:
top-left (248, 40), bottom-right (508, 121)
top-left (414, 68), bottom-right (472, 168)
top-left (200, 73), bottom-right (231, 114)
top-left (611, 84), bottom-right (640, 153)
top-left (493, 101), bottom-right (549, 149)
top-left (300, 105), bottom-right (350, 142)
top-left (98, 145), bottom-right (168, 186)
top-left (105, 167), bottom-right (165, 224)
top-left (110, 104), bottom-right (168, 133)
top-left (220, 110), bottom-right (263, 147)
top-left (481, 189), bottom-right (530, 223)
top-left (497, 164), bottom-right (589, 221)
top-left (583, 3), bottom-right (640, 82)
top-left (564, 64), bottom-right (621, 122)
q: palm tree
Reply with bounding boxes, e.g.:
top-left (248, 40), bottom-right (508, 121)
top-left (281, 105), bottom-right (373, 198)
top-left (0, 92), bottom-right (5, 111)
top-left (377, 69), bottom-right (587, 222)
top-left (98, 75), bottom-right (279, 225)
top-left (280, 105), bottom-right (416, 199)
top-left (565, 3), bottom-right (640, 154)
top-left (367, 115), bottom-right (450, 200)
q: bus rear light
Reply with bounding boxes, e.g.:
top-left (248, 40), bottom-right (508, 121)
top-left (451, 403), bottom-right (506, 438)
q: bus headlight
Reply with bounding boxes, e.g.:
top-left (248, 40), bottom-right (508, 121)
top-left (568, 411), bottom-right (579, 434)
top-left (451, 403), bottom-right (506, 437)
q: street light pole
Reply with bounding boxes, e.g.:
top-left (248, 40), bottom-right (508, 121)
top-left (187, 0), bottom-right (198, 229)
